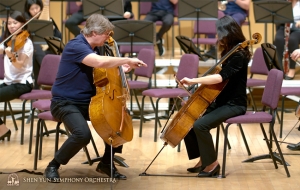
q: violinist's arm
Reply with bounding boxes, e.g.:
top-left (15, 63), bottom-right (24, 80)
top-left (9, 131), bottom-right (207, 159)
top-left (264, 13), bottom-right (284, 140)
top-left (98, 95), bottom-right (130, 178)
top-left (5, 47), bottom-right (28, 69)
top-left (180, 74), bottom-right (223, 86)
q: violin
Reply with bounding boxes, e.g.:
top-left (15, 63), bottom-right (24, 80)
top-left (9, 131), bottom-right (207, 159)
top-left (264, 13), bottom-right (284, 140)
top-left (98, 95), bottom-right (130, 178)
top-left (6, 30), bottom-right (30, 62)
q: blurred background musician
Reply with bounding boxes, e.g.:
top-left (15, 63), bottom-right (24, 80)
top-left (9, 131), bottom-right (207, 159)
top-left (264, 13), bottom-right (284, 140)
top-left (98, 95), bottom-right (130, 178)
top-left (65, 0), bottom-right (134, 38)
top-left (24, 0), bottom-right (61, 88)
top-left (0, 11), bottom-right (34, 141)
top-left (274, 0), bottom-right (300, 80)
top-left (206, 0), bottom-right (251, 59)
top-left (143, 0), bottom-right (178, 57)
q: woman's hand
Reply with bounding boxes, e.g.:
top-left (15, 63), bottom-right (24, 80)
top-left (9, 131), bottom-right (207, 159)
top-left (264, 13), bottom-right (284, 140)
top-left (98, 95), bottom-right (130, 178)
top-left (295, 21), bottom-right (300, 28)
top-left (291, 49), bottom-right (300, 61)
top-left (4, 46), bottom-right (13, 58)
top-left (180, 77), bottom-right (194, 86)
top-left (122, 64), bottom-right (132, 73)
top-left (123, 12), bottom-right (131, 19)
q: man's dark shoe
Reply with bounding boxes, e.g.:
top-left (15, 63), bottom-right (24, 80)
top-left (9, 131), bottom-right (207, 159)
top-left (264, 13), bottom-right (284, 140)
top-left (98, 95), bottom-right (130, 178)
top-left (156, 39), bottom-right (165, 56)
top-left (96, 162), bottom-right (127, 180)
top-left (44, 166), bottom-right (60, 183)
top-left (287, 142), bottom-right (300, 150)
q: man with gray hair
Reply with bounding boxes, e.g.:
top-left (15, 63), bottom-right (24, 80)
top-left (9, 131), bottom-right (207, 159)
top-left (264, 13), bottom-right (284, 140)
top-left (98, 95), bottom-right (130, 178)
top-left (43, 14), bottom-right (146, 182)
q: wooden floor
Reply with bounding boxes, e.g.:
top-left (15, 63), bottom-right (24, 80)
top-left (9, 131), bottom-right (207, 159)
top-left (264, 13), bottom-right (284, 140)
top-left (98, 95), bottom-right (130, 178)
top-left (1, 109), bottom-right (300, 190)
top-left (1, 49), bottom-right (300, 190)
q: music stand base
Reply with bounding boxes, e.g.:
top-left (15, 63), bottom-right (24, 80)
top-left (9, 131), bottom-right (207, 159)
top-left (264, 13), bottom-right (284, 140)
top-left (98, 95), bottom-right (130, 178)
top-left (242, 152), bottom-right (290, 166)
top-left (81, 155), bottom-right (129, 167)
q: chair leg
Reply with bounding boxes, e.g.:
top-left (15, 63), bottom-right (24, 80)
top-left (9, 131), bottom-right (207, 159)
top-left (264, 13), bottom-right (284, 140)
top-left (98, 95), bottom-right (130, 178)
top-left (270, 122), bottom-right (290, 177)
top-left (259, 123), bottom-right (278, 168)
top-left (39, 120), bottom-right (44, 160)
top-left (28, 108), bottom-right (36, 154)
top-left (139, 95), bottom-right (146, 137)
top-left (221, 123), bottom-right (231, 178)
top-left (21, 100), bottom-right (28, 145)
top-left (280, 96), bottom-right (287, 138)
top-left (238, 124), bottom-right (251, 156)
top-left (154, 98), bottom-right (162, 142)
top-left (7, 101), bottom-right (18, 131)
top-left (34, 119), bottom-right (42, 170)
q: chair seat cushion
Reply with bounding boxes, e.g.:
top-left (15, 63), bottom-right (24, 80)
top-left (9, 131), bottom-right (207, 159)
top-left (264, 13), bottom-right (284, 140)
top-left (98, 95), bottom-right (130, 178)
top-left (225, 111), bottom-right (272, 124)
top-left (38, 111), bottom-right (59, 122)
top-left (247, 78), bottom-right (266, 87)
top-left (19, 90), bottom-right (52, 100)
top-left (142, 88), bottom-right (189, 98)
top-left (128, 81), bottom-right (149, 89)
top-left (32, 99), bottom-right (51, 111)
top-left (281, 87), bottom-right (300, 96)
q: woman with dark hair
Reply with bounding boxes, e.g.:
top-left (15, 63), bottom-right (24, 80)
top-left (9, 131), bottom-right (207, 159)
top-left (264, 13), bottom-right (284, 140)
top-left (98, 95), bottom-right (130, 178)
top-left (180, 15), bottom-right (251, 177)
top-left (0, 11), bottom-right (34, 141)
top-left (24, 0), bottom-right (61, 88)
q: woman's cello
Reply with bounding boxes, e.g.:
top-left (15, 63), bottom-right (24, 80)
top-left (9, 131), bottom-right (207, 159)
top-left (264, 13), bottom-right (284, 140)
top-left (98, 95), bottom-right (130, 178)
top-left (160, 33), bottom-right (262, 148)
top-left (89, 34), bottom-right (133, 147)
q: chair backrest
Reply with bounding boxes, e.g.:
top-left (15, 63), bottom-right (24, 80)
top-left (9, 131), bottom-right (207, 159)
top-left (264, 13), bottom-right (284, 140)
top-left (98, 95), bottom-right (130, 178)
top-left (0, 55), bottom-right (4, 79)
top-left (139, 2), bottom-right (152, 19)
top-left (261, 69), bottom-right (283, 109)
top-left (193, 10), bottom-right (225, 35)
top-left (176, 54), bottom-right (199, 81)
top-left (37, 54), bottom-right (61, 86)
top-left (250, 47), bottom-right (269, 76)
top-left (66, 2), bottom-right (81, 16)
top-left (135, 48), bottom-right (155, 78)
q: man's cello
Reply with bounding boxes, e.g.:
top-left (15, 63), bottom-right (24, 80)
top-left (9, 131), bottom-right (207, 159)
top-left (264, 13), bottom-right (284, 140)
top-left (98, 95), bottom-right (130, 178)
top-left (160, 33), bottom-right (262, 148)
top-left (89, 34), bottom-right (133, 147)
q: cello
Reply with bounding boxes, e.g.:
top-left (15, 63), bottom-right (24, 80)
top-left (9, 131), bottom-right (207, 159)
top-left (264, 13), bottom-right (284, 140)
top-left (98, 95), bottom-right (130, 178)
top-left (89, 34), bottom-right (133, 147)
top-left (160, 33), bottom-right (262, 148)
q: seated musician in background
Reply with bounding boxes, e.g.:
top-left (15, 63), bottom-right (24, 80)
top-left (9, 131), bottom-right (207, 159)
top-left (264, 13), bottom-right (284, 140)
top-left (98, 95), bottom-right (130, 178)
top-left (0, 11), bottom-right (34, 142)
top-left (43, 13), bottom-right (146, 182)
top-left (291, 48), bottom-right (300, 62)
top-left (143, 0), bottom-right (178, 56)
top-left (24, 0), bottom-right (62, 89)
top-left (206, 0), bottom-right (250, 59)
top-left (274, 0), bottom-right (300, 80)
top-left (65, 0), bottom-right (134, 38)
top-left (180, 15), bottom-right (251, 177)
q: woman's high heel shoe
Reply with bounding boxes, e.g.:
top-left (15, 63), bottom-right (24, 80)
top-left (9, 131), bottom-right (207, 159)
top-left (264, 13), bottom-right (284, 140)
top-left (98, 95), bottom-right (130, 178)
top-left (187, 165), bottom-right (205, 173)
top-left (197, 164), bottom-right (220, 177)
top-left (0, 129), bottom-right (11, 141)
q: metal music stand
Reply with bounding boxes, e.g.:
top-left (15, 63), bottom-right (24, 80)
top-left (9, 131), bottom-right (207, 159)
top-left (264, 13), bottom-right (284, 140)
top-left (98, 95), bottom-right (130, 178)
top-left (111, 20), bottom-right (155, 57)
top-left (83, 0), bottom-right (124, 20)
top-left (28, 20), bottom-right (53, 45)
top-left (0, 0), bottom-right (23, 19)
top-left (175, 35), bottom-right (207, 61)
top-left (178, 0), bottom-right (218, 48)
top-left (253, 0), bottom-right (294, 43)
top-left (44, 36), bottom-right (65, 55)
top-left (261, 43), bottom-right (282, 71)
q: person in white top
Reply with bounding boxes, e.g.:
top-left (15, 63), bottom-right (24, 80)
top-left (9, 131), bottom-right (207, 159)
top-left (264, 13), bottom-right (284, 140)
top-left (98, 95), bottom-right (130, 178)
top-left (0, 10), bottom-right (34, 142)
top-left (274, 0), bottom-right (300, 80)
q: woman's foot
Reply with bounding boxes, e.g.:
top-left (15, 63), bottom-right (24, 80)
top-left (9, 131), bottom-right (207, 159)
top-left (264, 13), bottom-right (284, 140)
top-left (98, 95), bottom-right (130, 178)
top-left (197, 161), bottom-right (220, 177)
top-left (285, 69), bottom-right (295, 80)
top-left (0, 124), bottom-right (11, 141)
top-left (187, 159), bottom-right (203, 173)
